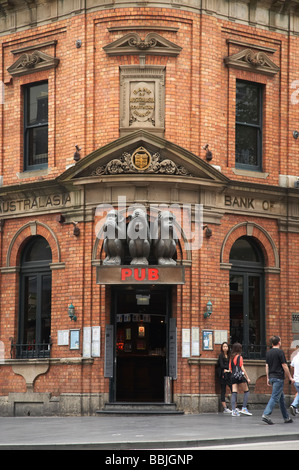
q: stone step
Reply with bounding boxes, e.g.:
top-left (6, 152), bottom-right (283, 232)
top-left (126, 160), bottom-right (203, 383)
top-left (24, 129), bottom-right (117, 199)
top-left (96, 402), bottom-right (184, 415)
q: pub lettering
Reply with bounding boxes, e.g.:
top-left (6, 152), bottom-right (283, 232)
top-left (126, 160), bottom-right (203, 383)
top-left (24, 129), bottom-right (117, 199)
top-left (121, 267), bottom-right (159, 282)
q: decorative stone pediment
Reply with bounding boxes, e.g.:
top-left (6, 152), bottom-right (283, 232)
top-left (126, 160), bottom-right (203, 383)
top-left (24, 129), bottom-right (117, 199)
top-left (224, 48), bottom-right (280, 76)
top-left (58, 130), bottom-right (230, 185)
top-left (7, 50), bottom-right (59, 77)
top-left (103, 32), bottom-right (182, 57)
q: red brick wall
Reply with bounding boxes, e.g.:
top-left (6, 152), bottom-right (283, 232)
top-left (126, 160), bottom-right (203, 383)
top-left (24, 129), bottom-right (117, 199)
top-left (0, 7), bottom-right (298, 409)
top-left (1, 9), bottom-right (298, 185)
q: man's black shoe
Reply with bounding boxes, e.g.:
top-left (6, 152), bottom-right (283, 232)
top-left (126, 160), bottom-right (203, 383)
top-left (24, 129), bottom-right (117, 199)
top-left (284, 418), bottom-right (293, 423)
top-left (290, 405), bottom-right (296, 417)
top-left (262, 415), bottom-right (274, 425)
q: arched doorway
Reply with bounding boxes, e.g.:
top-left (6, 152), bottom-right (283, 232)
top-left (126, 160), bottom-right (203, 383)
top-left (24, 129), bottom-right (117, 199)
top-left (229, 236), bottom-right (266, 359)
top-left (18, 236), bottom-right (52, 358)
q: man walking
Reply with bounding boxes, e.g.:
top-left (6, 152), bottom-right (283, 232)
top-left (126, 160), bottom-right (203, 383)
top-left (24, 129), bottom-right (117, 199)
top-left (289, 346), bottom-right (299, 416)
top-left (262, 336), bottom-right (295, 425)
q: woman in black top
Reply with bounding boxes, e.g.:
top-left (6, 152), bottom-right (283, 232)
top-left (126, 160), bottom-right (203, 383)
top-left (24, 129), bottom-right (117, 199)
top-left (217, 342), bottom-right (232, 413)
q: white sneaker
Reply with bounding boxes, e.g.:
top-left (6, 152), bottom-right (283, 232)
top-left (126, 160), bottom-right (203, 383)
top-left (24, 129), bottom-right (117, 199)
top-left (240, 407), bottom-right (252, 416)
top-left (223, 408), bottom-right (232, 414)
top-left (232, 409), bottom-right (240, 416)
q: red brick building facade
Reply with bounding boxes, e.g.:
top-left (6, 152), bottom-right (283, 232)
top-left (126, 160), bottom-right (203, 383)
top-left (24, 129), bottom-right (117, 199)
top-left (0, 0), bottom-right (298, 415)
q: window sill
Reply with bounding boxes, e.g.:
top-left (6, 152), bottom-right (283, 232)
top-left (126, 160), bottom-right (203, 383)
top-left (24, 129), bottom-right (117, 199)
top-left (17, 167), bottom-right (50, 179)
top-left (232, 168), bottom-right (269, 179)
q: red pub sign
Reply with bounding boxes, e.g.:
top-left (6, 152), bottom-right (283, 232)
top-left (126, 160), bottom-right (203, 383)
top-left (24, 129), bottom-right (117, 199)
top-left (121, 267), bottom-right (159, 282)
top-left (96, 266), bottom-right (185, 285)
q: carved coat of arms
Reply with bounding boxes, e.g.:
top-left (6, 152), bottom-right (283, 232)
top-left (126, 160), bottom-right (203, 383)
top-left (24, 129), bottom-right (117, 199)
top-left (91, 147), bottom-right (192, 177)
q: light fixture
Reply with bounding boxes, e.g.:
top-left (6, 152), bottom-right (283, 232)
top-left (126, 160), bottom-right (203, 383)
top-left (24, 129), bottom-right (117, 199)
top-left (136, 289), bottom-right (150, 305)
top-left (136, 294), bottom-right (150, 305)
top-left (204, 301), bottom-right (213, 319)
top-left (72, 221), bottom-right (80, 237)
top-left (293, 130), bottom-right (298, 139)
top-left (74, 145), bottom-right (81, 161)
top-left (68, 303), bottom-right (77, 321)
top-left (203, 224), bottom-right (212, 238)
top-left (56, 214), bottom-right (65, 224)
top-left (202, 144), bottom-right (213, 161)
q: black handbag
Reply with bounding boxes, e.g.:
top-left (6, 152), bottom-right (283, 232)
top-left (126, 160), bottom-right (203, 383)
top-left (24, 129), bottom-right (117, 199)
top-left (232, 356), bottom-right (244, 382)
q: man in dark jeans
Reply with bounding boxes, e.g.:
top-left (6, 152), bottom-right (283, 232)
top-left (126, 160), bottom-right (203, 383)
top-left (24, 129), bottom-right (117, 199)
top-left (262, 336), bottom-right (295, 425)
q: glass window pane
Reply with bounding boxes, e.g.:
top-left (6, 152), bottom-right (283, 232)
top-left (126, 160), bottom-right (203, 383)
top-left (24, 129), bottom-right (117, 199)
top-left (27, 83), bottom-right (48, 126)
top-left (24, 237), bottom-right (52, 262)
top-left (235, 124), bottom-right (258, 166)
top-left (249, 276), bottom-right (261, 346)
top-left (41, 275), bottom-right (51, 344)
top-left (24, 276), bottom-right (37, 344)
top-left (230, 275), bottom-right (244, 345)
top-left (229, 237), bottom-right (259, 262)
top-left (28, 126), bottom-right (48, 166)
top-left (236, 81), bottom-right (260, 125)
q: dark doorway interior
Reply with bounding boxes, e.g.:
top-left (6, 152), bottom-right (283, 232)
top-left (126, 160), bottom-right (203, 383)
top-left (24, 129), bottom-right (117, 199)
top-left (113, 286), bottom-right (170, 402)
top-left (229, 236), bottom-right (266, 359)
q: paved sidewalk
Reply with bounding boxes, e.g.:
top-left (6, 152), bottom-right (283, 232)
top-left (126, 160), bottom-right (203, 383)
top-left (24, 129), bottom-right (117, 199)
top-left (0, 410), bottom-right (298, 449)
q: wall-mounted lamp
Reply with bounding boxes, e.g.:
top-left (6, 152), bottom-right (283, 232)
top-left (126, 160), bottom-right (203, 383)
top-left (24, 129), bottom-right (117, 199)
top-left (72, 221), bottom-right (80, 237)
top-left (293, 130), bottom-right (298, 140)
top-left (204, 301), bottom-right (213, 319)
top-left (56, 214), bottom-right (65, 224)
top-left (68, 303), bottom-right (77, 321)
top-left (74, 145), bottom-right (81, 162)
top-left (202, 144), bottom-right (213, 161)
top-left (203, 224), bottom-right (212, 238)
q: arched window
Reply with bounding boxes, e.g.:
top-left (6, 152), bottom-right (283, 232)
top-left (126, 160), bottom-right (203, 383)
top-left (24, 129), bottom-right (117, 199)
top-left (18, 236), bottom-right (52, 358)
top-left (229, 236), bottom-right (266, 359)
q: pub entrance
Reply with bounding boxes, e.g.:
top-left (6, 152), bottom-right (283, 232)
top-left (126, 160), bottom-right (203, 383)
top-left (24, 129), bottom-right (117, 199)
top-left (112, 286), bottom-right (171, 402)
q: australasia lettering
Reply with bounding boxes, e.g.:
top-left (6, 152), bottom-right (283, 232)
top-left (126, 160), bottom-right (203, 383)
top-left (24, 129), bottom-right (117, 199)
top-left (0, 193), bottom-right (71, 214)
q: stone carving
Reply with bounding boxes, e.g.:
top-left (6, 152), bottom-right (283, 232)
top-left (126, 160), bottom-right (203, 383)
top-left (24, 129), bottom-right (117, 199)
top-left (20, 52), bottom-right (41, 69)
top-left (104, 32), bottom-right (182, 57)
top-left (119, 65), bottom-right (165, 136)
top-left (91, 148), bottom-right (192, 177)
top-left (103, 210), bottom-right (126, 265)
top-left (7, 50), bottom-right (59, 77)
top-left (153, 211), bottom-right (178, 265)
top-left (128, 35), bottom-right (158, 50)
top-left (101, 208), bottom-right (179, 266)
top-left (127, 208), bottom-right (151, 265)
top-left (129, 82), bottom-right (155, 126)
top-left (224, 48), bottom-right (279, 76)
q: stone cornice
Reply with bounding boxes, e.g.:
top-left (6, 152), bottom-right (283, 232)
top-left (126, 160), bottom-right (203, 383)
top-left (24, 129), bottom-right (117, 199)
top-left (0, 0), bottom-right (299, 36)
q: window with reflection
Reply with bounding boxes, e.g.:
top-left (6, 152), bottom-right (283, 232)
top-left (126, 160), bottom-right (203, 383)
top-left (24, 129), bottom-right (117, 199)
top-left (18, 236), bottom-right (52, 358)
top-left (24, 82), bottom-right (48, 170)
top-left (235, 80), bottom-right (263, 171)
